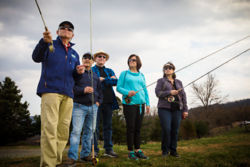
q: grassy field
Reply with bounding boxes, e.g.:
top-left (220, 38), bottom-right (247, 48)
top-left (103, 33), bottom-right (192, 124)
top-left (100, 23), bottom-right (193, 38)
top-left (0, 127), bottom-right (249, 167)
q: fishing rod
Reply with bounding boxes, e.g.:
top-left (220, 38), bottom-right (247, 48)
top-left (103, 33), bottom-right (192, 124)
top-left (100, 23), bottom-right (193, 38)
top-left (166, 48), bottom-right (250, 102)
top-left (125, 36), bottom-right (250, 103)
top-left (89, 0), bottom-right (99, 165)
top-left (175, 35), bottom-right (250, 73)
top-left (125, 48), bottom-right (250, 103)
top-left (34, 0), bottom-right (54, 52)
top-left (141, 35), bottom-right (250, 92)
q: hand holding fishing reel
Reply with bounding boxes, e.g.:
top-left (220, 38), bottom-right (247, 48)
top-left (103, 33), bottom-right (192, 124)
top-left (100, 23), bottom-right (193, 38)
top-left (165, 88), bottom-right (182, 103)
top-left (35, 0), bottom-right (54, 52)
top-left (125, 90), bottom-right (137, 104)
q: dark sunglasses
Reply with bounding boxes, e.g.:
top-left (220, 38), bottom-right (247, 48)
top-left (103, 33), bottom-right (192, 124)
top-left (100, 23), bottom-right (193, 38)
top-left (83, 56), bottom-right (93, 60)
top-left (129, 59), bottom-right (137, 62)
top-left (59, 26), bottom-right (74, 32)
top-left (97, 55), bottom-right (106, 59)
top-left (164, 66), bottom-right (173, 70)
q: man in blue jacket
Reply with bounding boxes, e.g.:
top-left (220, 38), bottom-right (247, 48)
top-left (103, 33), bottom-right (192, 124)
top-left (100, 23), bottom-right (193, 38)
top-left (67, 53), bottom-right (103, 166)
top-left (92, 51), bottom-right (119, 157)
top-left (32, 21), bottom-right (84, 167)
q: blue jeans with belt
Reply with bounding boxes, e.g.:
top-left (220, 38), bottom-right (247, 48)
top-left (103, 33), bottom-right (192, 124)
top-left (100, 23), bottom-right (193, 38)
top-left (158, 108), bottom-right (182, 154)
top-left (68, 103), bottom-right (98, 160)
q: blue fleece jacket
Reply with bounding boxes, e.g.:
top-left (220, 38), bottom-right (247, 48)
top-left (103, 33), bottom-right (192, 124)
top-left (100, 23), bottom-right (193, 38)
top-left (116, 70), bottom-right (150, 106)
top-left (92, 65), bottom-right (119, 110)
top-left (32, 37), bottom-right (80, 98)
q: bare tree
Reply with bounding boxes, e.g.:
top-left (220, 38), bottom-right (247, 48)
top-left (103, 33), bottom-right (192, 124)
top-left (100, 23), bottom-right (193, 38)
top-left (191, 74), bottom-right (227, 110)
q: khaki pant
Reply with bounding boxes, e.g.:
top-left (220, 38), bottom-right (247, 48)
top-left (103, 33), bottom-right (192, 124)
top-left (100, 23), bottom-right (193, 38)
top-left (40, 93), bottom-right (73, 167)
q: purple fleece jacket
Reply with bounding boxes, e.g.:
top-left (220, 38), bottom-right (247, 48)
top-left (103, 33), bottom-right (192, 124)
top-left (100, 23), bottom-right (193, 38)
top-left (155, 77), bottom-right (188, 112)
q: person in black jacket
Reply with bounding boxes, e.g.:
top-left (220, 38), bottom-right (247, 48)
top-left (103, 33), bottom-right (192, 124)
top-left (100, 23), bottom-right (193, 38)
top-left (66, 53), bottom-right (103, 166)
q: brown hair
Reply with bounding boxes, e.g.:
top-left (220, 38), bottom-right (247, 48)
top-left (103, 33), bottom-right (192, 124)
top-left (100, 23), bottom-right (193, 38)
top-left (127, 54), bottom-right (142, 71)
top-left (163, 62), bottom-right (176, 79)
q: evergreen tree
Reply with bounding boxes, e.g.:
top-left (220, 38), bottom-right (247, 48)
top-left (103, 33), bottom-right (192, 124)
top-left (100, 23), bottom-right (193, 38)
top-left (32, 115), bottom-right (41, 135)
top-left (0, 77), bottom-right (32, 145)
top-left (112, 96), bottom-right (126, 144)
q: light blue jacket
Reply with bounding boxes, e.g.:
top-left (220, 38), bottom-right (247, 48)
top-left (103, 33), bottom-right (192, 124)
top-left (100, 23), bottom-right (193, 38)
top-left (117, 70), bottom-right (150, 106)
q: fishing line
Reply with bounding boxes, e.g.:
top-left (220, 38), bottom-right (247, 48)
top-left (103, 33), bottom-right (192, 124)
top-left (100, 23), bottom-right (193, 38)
top-left (140, 35), bottom-right (250, 92)
top-left (125, 36), bottom-right (250, 103)
top-left (125, 48), bottom-right (250, 104)
top-left (166, 48), bottom-right (250, 102)
top-left (34, 0), bottom-right (54, 52)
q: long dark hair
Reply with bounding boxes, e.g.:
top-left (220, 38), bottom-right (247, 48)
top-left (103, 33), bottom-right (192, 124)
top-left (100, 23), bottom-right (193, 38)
top-left (163, 62), bottom-right (176, 79)
top-left (127, 54), bottom-right (142, 71)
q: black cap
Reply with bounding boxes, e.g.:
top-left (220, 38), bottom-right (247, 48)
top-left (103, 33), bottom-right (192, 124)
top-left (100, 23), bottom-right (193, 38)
top-left (82, 53), bottom-right (93, 60)
top-left (59, 21), bottom-right (74, 30)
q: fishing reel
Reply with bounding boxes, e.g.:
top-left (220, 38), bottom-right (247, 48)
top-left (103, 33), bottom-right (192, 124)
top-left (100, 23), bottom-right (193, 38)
top-left (125, 96), bottom-right (131, 104)
top-left (48, 43), bottom-right (54, 52)
top-left (165, 95), bottom-right (175, 103)
top-left (92, 157), bottom-right (99, 166)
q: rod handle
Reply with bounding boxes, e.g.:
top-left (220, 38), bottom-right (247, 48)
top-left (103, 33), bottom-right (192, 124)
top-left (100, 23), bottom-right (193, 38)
top-left (44, 26), bottom-right (54, 52)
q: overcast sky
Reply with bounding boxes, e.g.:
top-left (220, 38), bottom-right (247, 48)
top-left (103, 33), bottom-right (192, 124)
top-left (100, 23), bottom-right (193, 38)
top-left (0, 0), bottom-right (250, 116)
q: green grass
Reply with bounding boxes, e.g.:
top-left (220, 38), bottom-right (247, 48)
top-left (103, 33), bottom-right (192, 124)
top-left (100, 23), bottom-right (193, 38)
top-left (0, 127), bottom-right (249, 167)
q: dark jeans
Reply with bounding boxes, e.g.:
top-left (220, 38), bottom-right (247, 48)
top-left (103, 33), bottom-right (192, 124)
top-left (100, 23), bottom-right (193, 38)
top-left (123, 104), bottom-right (145, 151)
top-left (94, 103), bottom-right (113, 153)
top-left (158, 108), bottom-right (182, 154)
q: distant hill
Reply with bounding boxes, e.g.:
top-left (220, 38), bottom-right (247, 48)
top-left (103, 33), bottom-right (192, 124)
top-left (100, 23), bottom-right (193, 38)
top-left (188, 98), bottom-right (250, 129)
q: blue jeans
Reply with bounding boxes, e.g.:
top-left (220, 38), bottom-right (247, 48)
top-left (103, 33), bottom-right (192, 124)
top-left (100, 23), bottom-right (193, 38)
top-left (158, 108), bottom-right (182, 154)
top-left (68, 103), bottom-right (98, 160)
top-left (94, 103), bottom-right (113, 153)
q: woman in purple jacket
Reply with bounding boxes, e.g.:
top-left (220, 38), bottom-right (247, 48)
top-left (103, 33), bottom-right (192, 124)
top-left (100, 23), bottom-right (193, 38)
top-left (155, 62), bottom-right (188, 157)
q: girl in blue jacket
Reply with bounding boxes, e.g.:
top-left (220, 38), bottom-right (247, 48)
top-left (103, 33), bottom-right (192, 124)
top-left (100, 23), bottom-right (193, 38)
top-left (117, 54), bottom-right (150, 160)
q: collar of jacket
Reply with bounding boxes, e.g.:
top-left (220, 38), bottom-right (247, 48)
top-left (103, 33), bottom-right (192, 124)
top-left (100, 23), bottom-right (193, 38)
top-left (96, 65), bottom-right (106, 69)
top-left (56, 36), bottom-right (75, 47)
top-left (164, 77), bottom-right (175, 83)
top-left (84, 69), bottom-right (92, 73)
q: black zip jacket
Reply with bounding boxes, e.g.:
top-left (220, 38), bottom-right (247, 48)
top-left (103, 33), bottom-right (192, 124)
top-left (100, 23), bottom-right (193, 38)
top-left (73, 70), bottom-right (103, 106)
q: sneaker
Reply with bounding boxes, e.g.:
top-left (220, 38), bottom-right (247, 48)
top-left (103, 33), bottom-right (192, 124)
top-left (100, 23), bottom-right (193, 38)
top-left (170, 152), bottom-right (180, 158)
top-left (103, 150), bottom-right (118, 158)
top-left (135, 150), bottom-right (149, 159)
top-left (128, 151), bottom-right (138, 160)
top-left (162, 152), bottom-right (169, 157)
top-left (57, 158), bottom-right (76, 167)
top-left (80, 156), bottom-right (92, 162)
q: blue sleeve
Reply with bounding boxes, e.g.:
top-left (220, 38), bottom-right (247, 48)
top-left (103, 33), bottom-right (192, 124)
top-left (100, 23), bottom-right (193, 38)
top-left (32, 38), bottom-right (49, 63)
top-left (141, 74), bottom-right (150, 106)
top-left (72, 51), bottom-right (81, 79)
top-left (103, 69), bottom-right (118, 86)
top-left (73, 77), bottom-right (87, 96)
top-left (116, 71), bottom-right (129, 96)
top-left (73, 85), bottom-right (86, 96)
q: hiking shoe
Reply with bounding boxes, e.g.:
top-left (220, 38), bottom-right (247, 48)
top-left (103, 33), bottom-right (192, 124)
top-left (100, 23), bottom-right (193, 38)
top-left (135, 150), bottom-right (149, 159)
top-left (80, 156), bottom-right (92, 162)
top-left (128, 151), bottom-right (138, 160)
top-left (57, 158), bottom-right (76, 167)
top-left (103, 150), bottom-right (118, 158)
top-left (170, 152), bottom-right (180, 158)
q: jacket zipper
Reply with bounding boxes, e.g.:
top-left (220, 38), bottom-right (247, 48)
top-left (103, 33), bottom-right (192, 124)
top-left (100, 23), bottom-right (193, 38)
top-left (64, 54), bottom-right (67, 89)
